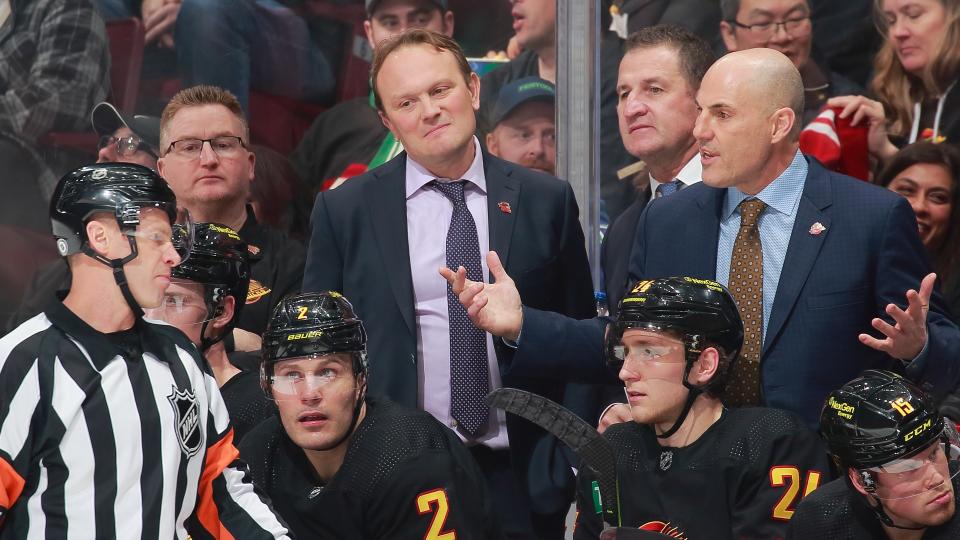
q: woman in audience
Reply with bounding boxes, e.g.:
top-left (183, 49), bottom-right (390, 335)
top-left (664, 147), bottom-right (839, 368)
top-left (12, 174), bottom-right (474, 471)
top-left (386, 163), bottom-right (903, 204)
top-left (828, 0), bottom-right (960, 162)
top-left (878, 141), bottom-right (960, 321)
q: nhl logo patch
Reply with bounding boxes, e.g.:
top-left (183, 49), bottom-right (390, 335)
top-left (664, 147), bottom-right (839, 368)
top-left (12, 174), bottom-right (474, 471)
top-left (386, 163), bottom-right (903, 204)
top-left (168, 385), bottom-right (203, 457)
top-left (659, 450), bottom-right (673, 471)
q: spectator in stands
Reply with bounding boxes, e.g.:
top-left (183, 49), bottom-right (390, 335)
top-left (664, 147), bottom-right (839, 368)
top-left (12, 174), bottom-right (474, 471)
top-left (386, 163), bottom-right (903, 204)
top-left (481, 0), bottom-right (637, 222)
top-left (289, 0), bottom-right (454, 193)
top-left (719, 0), bottom-right (862, 125)
top-left (92, 101), bottom-right (160, 169)
top-left (0, 0), bottom-right (108, 232)
top-left (828, 0), bottom-right (960, 161)
top-left (156, 85), bottom-right (306, 336)
top-left (93, 0), bottom-right (335, 110)
top-left (485, 76), bottom-right (556, 175)
top-left (251, 144), bottom-right (310, 240)
top-left (878, 141), bottom-right (960, 322)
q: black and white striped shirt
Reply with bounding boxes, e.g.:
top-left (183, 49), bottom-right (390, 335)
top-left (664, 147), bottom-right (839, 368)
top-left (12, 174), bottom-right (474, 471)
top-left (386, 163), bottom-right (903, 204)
top-left (0, 300), bottom-right (289, 539)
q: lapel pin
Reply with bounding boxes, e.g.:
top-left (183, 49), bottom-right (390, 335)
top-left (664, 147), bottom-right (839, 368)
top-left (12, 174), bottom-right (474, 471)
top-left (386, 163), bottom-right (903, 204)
top-left (809, 222), bottom-right (827, 236)
top-left (498, 201), bottom-right (512, 214)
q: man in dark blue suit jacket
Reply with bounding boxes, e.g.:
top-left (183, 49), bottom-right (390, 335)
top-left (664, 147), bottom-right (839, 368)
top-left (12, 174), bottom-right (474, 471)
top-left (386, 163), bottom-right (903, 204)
top-left (303, 30), bottom-right (595, 538)
top-left (443, 48), bottom-right (960, 427)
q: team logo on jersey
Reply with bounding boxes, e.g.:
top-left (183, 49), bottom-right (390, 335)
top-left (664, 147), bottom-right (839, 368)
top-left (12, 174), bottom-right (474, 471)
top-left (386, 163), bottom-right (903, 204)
top-left (640, 521), bottom-right (688, 538)
top-left (659, 450), bottom-right (673, 471)
top-left (246, 279), bottom-right (271, 304)
top-left (168, 386), bottom-right (203, 457)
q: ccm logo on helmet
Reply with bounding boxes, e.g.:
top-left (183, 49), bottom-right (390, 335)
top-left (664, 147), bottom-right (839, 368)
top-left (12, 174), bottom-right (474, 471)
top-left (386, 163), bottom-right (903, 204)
top-left (904, 418), bottom-right (933, 442)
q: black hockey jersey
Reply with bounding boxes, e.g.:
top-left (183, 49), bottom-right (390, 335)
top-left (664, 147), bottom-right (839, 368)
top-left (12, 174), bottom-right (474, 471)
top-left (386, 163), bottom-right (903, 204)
top-left (787, 472), bottom-right (960, 539)
top-left (574, 407), bottom-right (829, 539)
top-left (239, 397), bottom-right (503, 539)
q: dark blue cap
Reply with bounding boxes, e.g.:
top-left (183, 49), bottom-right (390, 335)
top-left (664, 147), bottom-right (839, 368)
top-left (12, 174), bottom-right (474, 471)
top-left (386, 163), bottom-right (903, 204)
top-left (491, 76), bottom-right (556, 127)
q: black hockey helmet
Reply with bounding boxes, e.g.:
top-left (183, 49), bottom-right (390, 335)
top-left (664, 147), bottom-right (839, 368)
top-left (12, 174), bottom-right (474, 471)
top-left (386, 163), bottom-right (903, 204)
top-left (262, 291), bottom-right (367, 375)
top-left (50, 163), bottom-right (192, 316)
top-left (169, 223), bottom-right (250, 351)
top-left (606, 277), bottom-right (744, 395)
top-left (821, 370), bottom-right (946, 470)
top-left (821, 370), bottom-right (960, 527)
top-left (51, 163), bottom-right (182, 257)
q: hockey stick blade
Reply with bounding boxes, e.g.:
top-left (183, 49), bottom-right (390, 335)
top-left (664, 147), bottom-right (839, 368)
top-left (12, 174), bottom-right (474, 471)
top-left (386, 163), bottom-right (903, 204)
top-left (486, 387), bottom-right (620, 525)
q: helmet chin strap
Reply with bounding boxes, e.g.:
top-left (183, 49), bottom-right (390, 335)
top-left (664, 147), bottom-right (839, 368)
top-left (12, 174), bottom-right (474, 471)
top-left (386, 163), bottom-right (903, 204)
top-left (656, 357), bottom-right (703, 440)
top-left (869, 496), bottom-right (926, 530)
top-left (81, 234), bottom-right (144, 319)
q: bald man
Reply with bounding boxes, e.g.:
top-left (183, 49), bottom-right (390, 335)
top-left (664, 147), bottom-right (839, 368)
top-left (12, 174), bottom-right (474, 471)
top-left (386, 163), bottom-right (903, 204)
top-left (440, 48), bottom-right (960, 427)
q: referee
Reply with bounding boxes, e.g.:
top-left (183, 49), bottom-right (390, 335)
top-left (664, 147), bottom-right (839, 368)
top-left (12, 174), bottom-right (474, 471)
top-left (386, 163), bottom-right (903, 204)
top-left (0, 163), bottom-right (289, 538)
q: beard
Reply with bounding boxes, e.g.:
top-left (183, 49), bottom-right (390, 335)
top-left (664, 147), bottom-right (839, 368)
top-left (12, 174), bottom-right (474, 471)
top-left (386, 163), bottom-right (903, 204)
top-left (517, 155), bottom-right (554, 176)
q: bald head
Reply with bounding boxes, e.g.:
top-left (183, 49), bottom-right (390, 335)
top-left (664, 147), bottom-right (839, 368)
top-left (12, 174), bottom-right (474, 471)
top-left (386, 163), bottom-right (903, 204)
top-left (693, 48), bottom-right (805, 193)
top-left (707, 49), bottom-right (804, 139)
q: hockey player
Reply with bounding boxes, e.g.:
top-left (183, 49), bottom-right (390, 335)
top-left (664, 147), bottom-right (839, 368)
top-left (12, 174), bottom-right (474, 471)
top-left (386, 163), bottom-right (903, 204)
top-left (574, 277), bottom-right (828, 539)
top-left (788, 370), bottom-right (960, 539)
top-left (239, 291), bottom-right (503, 539)
top-left (144, 222), bottom-right (271, 441)
top-left (0, 163), bottom-right (289, 537)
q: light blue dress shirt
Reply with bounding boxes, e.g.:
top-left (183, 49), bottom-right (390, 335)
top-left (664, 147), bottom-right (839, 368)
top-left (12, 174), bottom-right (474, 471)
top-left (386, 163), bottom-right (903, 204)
top-left (716, 151), bottom-right (808, 345)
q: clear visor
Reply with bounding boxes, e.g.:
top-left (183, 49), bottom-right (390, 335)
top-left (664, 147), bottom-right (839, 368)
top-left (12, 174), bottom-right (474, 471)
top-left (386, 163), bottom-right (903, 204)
top-left (605, 322), bottom-right (686, 367)
top-left (143, 280), bottom-right (214, 325)
top-left (261, 354), bottom-right (355, 401)
top-left (861, 423), bottom-right (960, 501)
top-left (123, 207), bottom-right (194, 265)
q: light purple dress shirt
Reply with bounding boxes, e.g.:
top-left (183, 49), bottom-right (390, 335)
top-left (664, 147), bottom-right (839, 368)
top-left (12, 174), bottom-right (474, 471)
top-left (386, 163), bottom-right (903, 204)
top-left (405, 137), bottom-right (508, 449)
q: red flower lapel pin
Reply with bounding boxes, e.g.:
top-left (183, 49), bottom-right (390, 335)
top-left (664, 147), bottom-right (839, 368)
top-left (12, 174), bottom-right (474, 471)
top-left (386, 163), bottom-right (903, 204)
top-left (809, 222), bottom-right (826, 235)
top-left (498, 202), bottom-right (512, 214)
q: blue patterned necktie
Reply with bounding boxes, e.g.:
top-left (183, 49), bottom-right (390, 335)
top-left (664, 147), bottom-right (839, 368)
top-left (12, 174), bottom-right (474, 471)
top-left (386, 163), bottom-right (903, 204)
top-left (656, 179), bottom-right (683, 198)
top-left (432, 180), bottom-right (490, 437)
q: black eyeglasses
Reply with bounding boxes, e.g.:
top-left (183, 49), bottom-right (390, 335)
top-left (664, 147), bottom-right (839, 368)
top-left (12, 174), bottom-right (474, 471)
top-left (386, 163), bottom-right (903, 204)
top-left (164, 136), bottom-right (246, 160)
top-left (731, 15), bottom-right (811, 38)
top-left (98, 134), bottom-right (158, 159)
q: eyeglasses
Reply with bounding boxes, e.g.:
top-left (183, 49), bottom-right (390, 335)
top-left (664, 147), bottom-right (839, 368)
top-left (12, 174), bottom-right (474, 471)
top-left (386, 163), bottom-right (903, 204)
top-left (98, 134), bottom-right (158, 158)
top-left (731, 16), bottom-right (811, 38)
top-left (164, 136), bottom-right (246, 160)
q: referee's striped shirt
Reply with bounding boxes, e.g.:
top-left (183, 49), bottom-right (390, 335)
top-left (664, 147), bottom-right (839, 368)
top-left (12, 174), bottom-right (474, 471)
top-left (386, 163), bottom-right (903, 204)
top-left (0, 300), bottom-right (290, 539)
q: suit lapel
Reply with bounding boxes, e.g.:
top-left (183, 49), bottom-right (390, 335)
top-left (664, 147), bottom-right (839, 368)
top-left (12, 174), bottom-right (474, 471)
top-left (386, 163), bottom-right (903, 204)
top-left (365, 157), bottom-right (416, 335)
top-left (484, 153), bottom-right (520, 274)
top-left (764, 160), bottom-right (833, 353)
top-left (690, 187), bottom-right (724, 278)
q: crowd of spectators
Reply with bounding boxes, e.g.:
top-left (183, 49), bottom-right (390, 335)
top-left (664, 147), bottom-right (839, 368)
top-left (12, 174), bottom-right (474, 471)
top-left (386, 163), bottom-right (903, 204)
top-left (2, 0), bottom-right (960, 538)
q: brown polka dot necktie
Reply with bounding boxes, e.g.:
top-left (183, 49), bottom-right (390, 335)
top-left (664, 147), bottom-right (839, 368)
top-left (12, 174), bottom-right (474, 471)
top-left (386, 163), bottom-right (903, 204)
top-left (725, 198), bottom-right (767, 407)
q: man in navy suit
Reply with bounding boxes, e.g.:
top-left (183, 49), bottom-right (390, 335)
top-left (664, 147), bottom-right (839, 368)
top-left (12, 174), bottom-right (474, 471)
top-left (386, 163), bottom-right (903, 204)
top-left (442, 48), bottom-right (960, 427)
top-left (302, 29), bottom-right (594, 538)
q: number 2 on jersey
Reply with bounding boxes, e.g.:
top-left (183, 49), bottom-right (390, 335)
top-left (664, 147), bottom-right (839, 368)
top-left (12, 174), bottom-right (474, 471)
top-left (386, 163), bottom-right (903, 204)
top-left (416, 488), bottom-right (456, 539)
top-left (769, 466), bottom-right (822, 521)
